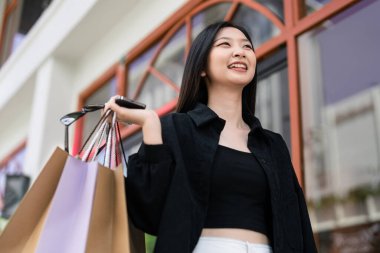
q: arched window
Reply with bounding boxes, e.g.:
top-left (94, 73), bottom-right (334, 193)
top-left (124, 0), bottom-right (285, 112)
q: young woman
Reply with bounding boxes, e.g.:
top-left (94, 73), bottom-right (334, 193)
top-left (104, 21), bottom-right (317, 253)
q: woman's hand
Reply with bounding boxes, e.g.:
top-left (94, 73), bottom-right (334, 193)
top-left (104, 95), bottom-right (163, 144)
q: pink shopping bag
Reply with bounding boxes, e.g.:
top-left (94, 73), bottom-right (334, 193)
top-left (34, 156), bottom-right (99, 253)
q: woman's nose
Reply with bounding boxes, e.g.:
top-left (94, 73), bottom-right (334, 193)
top-left (232, 48), bottom-right (246, 58)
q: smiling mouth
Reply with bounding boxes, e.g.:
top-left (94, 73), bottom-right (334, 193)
top-left (227, 62), bottom-right (248, 70)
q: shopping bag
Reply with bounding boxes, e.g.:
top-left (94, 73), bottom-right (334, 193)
top-left (0, 148), bottom-right (69, 253)
top-left (83, 110), bottom-right (145, 253)
top-left (0, 107), bottom-right (145, 253)
top-left (85, 162), bottom-right (145, 253)
top-left (34, 156), bottom-right (99, 253)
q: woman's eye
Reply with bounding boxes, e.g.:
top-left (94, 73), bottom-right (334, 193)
top-left (218, 42), bottom-right (230, 46)
top-left (244, 44), bottom-right (253, 49)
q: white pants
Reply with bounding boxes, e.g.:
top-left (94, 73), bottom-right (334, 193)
top-left (193, 237), bottom-right (273, 253)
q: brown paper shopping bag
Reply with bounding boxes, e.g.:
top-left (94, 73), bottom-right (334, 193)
top-left (84, 110), bottom-right (145, 253)
top-left (85, 164), bottom-right (145, 253)
top-left (0, 148), bottom-right (68, 253)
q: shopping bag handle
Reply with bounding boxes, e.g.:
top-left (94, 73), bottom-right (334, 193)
top-left (60, 104), bottom-right (105, 153)
top-left (79, 110), bottom-right (128, 169)
top-left (79, 109), bottom-right (112, 161)
top-left (60, 107), bottom-right (128, 169)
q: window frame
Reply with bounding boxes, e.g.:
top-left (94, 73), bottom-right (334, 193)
top-left (0, 139), bottom-right (26, 171)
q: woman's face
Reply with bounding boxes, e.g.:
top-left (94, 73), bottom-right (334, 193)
top-left (205, 27), bottom-right (256, 89)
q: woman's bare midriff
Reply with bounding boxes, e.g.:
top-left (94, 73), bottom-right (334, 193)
top-left (201, 228), bottom-right (269, 244)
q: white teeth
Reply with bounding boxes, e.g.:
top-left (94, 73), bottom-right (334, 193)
top-left (228, 63), bottom-right (247, 69)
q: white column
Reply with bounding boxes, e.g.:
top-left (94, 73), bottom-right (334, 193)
top-left (23, 57), bottom-right (74, 181)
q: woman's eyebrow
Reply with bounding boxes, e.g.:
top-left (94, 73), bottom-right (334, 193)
top-left (214, 37), bottom-right (251, 43)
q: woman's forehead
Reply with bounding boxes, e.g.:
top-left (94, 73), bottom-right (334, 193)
top-left (215, 27), bottom-right (249, 41)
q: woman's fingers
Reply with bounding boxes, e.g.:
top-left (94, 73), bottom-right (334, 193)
top-left (103, 95), bottom-right (140, 125)
top-left (102, 95), bottom-right (120, 123)
top-left (103, 95), bottom-right (120, 112)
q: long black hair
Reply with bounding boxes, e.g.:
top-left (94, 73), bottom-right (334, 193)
top-left (176, 21), bottom-right (258, 120)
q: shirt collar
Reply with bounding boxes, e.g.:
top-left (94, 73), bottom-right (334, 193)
top-left (187, 103), bottom-right (263, 133)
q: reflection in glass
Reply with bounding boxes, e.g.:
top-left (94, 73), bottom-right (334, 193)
top-left (253, 0), bottom-right (284, 21)
top-left (127, 43), bottom-right (159, 98)
top-left (191, 3), bottom-right (231, 40)
top-left (256, 65), bottom-right (290, 147)
top-left (153, 25), bottom-right (186, 86)
top-left (305, 0), bottom-right (332, 15)
top-left (135, 74), bottom-right (177, 110)
top-left (232, 4), bottom-right (280, 47)
top-left (82, 77), bottom-right (117, 143)
top-left (298, 0), bottom-right (380, 251)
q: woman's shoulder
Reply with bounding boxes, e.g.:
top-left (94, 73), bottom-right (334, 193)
top-left (160, 111), bottom-right (189, 119)
top-left (259, 128), bottom-right (291, 158)
top-left (249, 115), bottom-right (283, 143)
top-left (160, 111), bottom-right (193, 125)
top-left (259, 127), bottom-right (283, 141)
top-left (159, 112), bottom-right (197, 145)
top-left (259, 128), bottom-right (289, 151)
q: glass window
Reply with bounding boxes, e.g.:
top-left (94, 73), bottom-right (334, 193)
top-left (134, 74), bottom-right (178, 110)
top-left (298, 0), bottom-right (380, 251)
top-left (191, 3), bottom-right (232, 40)
top-left (82, 77), bottom-right (117, 143)
top-left (232, 4), bottom-right (280, 47)
top-left (304, 0), bottom-right (332, 15)
top-left (127, 43), bottom-right (159, 98)
top-left (256, 48), bottom-right (290, 146)
top-left (253, 0), bottom-right (284, 21)
top-left (1, 2), bottom-right (23, 65)
top-left (0, 0), bottom-right (53, 67)
top-left (153, 25), bottom-right (186, 87)
top-left (191, 2), bottom-right (281, 50)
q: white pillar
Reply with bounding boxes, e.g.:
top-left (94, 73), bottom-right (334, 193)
top-left (24, 57), bottom-right (73, 181)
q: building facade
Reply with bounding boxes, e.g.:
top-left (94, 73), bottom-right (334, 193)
top-left (0, 0), bottom-right (379, 252)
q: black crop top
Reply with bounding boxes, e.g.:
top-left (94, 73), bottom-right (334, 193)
top-left (204, 144), bottom-right (270, 236)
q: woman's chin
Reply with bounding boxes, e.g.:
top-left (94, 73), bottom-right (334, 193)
top-left (228, 78), bottom-right (253, 87)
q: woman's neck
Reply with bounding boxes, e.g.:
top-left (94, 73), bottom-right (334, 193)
top-left (207, 87), bottom-right (248, 130)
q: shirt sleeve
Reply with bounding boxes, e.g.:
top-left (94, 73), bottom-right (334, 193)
top-left (125, 142), bottom-right (174, 235)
